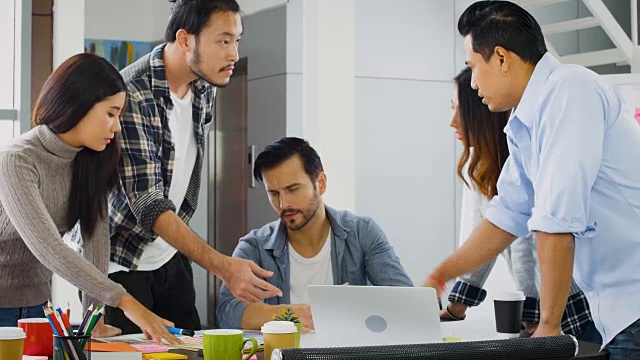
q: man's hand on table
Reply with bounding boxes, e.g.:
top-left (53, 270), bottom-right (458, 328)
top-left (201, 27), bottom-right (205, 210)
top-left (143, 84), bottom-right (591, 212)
top-left (532, 322), bottom-right (562, 338)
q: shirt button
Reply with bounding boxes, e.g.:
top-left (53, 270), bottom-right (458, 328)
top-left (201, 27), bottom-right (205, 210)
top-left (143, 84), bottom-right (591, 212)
top-left (588, 292), bottom-right (594, 297)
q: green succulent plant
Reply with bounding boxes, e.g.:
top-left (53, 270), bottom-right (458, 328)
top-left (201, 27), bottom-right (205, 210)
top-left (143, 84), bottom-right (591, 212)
top-left (272, 307), bottom-right (301, 324)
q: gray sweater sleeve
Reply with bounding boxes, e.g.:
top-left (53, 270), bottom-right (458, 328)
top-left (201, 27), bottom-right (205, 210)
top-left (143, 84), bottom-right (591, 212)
top-left (458, 235), bottom-right (539, 298)
top-left (509, 234), bottom-right (539, 298)
top-left (0, 151), bottom-right (127, 307)
top-left (458, 256), bottom-right (498, 288)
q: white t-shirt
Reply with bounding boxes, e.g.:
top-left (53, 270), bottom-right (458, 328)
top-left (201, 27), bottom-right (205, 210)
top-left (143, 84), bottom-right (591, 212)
top-left (109, 89), bottom-right (197, 273)
top-left (288, 231), bottom-right (334, 304)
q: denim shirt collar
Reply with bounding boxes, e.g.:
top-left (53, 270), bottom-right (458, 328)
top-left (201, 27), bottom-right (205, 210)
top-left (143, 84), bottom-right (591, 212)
top-left (264, 205), bottom-right (348, 258)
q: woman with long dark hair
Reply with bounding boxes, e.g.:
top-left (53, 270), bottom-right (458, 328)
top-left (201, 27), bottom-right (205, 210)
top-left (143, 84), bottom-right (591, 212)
top-left (0, 53), bottom-right (178, 344)
top-left (428, 67), bottom-right (595, 340)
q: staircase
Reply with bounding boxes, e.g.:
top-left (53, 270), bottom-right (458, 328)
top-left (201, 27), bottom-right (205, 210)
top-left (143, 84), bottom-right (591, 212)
top-left (513, 0), bottom-right (639, 70)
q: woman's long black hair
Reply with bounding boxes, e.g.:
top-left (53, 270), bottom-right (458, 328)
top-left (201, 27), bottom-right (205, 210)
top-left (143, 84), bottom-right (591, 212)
top-left (33, 53), bottom-right (125, 237)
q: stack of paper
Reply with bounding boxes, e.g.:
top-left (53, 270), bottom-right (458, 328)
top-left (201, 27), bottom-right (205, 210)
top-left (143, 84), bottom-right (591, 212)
top-left (91, 342), bottom-right (142, 360)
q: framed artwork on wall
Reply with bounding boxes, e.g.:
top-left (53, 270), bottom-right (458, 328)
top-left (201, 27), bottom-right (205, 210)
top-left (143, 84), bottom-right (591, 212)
top-left (84, 39), bottom-right (161, 70)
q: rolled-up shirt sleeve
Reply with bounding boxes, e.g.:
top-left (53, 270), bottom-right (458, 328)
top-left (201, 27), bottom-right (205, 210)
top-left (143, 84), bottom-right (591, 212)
top-left (485, 147), bottom-right (535, 238)
top-left (527, 76), bottom-right (604, 237)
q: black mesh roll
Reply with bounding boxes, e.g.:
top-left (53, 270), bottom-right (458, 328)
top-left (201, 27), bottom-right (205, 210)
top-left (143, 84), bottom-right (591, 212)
top-left (274, 335), bottom-right (578, 360)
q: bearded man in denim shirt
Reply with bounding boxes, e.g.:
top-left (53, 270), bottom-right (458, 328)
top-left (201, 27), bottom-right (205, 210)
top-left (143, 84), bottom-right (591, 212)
top-left (217, 137), bottom-right (413, 330)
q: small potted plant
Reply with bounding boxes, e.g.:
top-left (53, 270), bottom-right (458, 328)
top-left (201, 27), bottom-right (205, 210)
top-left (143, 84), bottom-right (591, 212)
top-left (272, 308), bottom-right (303, 347)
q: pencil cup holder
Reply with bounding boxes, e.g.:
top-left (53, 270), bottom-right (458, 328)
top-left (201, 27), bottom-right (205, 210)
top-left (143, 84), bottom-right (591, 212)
top-left (54, 335), bottom-right (91, 360)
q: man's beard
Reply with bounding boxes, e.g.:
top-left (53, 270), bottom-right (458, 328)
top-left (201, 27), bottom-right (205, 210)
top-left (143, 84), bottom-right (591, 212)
top-left (280, 192), bottom-right (321, 231)
top-left (189, 40), bottom-right (231, 88)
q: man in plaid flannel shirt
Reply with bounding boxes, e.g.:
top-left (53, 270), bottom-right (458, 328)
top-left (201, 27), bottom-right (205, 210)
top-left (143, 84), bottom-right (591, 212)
top-left (106, 0), bottom-right (281, 334)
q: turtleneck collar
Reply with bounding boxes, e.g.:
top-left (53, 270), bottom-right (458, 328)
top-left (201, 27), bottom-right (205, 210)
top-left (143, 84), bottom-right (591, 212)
top-left (35, 125), bottom-right (83, 160)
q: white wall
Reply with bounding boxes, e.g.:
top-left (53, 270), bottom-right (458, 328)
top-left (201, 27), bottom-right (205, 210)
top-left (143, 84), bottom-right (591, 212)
top-left (237, 0), bottom-right (287, 15)
top-left (52, 0), bottom-right (86, 324)
top-left (85, 0), bottom-right (174, 42)
top-left (53, 0), bottom-right (84, 67)
top-left (302, 0), bottom-right (356, 212)
top-left (152, 0), bottom-right (173, 42)
top-left (0, 0), bottom-right (15, 110)
top-left (84, 0), bottom-right (165, 42)
top-left (0, 0), bottom-right (15, 144)
top-left (353, 0), bottom-right (456, 286)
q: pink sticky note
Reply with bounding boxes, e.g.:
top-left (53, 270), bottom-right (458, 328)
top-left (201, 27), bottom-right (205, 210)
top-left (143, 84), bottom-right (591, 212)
top-left (635, 108), bottom-right (640, 125)
top-left (249, 356), bottom-right (258, 360)
top-left (131, 344), bottom-right (170, 353)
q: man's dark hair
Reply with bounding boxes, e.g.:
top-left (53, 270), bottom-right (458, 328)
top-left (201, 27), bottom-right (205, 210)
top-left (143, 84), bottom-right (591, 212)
top-left (254, 138), bottom-right (324, 183)
top-left (458, 1), bottom-right (547, 64)
top-left (165, 0), bottom-right (241, 43)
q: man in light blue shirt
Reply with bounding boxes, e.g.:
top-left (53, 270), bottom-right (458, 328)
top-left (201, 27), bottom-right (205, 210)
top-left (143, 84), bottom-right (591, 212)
top-left (217, 137), bottom-right (413, 330)
top-left (424, 2), bottom-right (640, 358)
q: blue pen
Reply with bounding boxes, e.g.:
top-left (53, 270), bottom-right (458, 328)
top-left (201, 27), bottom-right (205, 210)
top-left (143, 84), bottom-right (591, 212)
top-left (166, 326), bottom-right (195, 337)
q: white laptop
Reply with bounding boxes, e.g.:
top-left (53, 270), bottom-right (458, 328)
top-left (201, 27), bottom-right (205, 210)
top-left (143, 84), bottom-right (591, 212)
top-left (308, 285), bottom-right (442, 347)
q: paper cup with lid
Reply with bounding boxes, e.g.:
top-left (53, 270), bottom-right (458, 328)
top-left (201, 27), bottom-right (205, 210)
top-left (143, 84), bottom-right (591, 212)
top-left (261, 321), bottom-right (297, 360)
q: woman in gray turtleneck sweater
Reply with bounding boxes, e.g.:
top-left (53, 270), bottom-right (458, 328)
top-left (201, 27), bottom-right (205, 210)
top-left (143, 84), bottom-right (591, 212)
top-left (0, 53), bottom-right (178, 344)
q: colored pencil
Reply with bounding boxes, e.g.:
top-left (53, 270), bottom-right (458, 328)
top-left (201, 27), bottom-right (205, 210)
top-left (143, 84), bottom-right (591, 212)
top-left (44, 307), bottom-right (72, 360)
top-left (82, 308), bottom-right (99, 336)
top-left (53, 309), bottom-right (69, 336)
top-left (77, 304), bottom-right (93, 336)
top-left (44, 301), bottom-right (100, 359)
top-left (84, 307), bottom-right (105, 336)
top-left (43, 307), bottom-right (61, 336)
